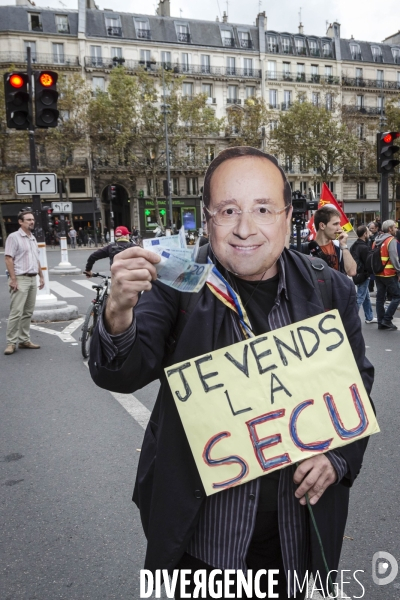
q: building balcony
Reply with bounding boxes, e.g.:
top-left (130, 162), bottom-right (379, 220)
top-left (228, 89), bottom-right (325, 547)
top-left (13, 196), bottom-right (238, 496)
top-left (240, 39), bottom-right (253, 49)
top-left (107, 26), bottom-right (122, 36)
top-left (372, 55), bottom-right (384, 63)
top-left (344, 105), bottom-right (385, 115)
top-left (281, 102), bottom-right (292, 110)
top-left (357, 193), bottom-right (367, 199)
top-left (227, 98), bottom-right (241, 104)
top-left (30, 24), bottom-right (43, 32)
top-left (57, 24), bottom-right (70, 33)
top-left (342, 76), bottom-right (400, 90)
top-left (351, 52), bottom-right (362, 61)
top-left (223, 37), bottom-right (236, 47)
top-left (0, 51), bottom-right (79, 67)
top-left (267, 44), bottom-right (280, 53)
top-left (309, 48), bottom-right (320, 57)
top-left (177, 32), bottom-right (191, 43)
top-left (296, 47), bottom-right (307, 56)
top-left (282, 46), bottom-right (294, 55)
top-left (137, 29), bottom-right (151, 39)
top-left (265, 71), bottom-right (339, 85)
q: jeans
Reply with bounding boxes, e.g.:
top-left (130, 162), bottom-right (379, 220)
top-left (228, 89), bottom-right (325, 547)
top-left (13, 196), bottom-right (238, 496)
top-left (375, 276), bottom-right (400, 325)
top-left (356, 278), bottom-right (374, 321)
top-left (70, 237), bottom-right (76, 248)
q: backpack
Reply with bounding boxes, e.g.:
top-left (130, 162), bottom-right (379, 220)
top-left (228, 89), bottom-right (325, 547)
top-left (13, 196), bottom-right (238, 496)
top-left (350, 242), bottom-right (369, 285)
top-left (166, 245), bottom-right (332, 356)
top-left (365, 243), bottom-right (385, 275)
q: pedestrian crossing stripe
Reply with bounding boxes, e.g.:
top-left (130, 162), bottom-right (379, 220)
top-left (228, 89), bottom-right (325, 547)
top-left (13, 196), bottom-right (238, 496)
top-left (49, 281), bottom-right (83, 298)
top-left (72, 279), bottom-right (100, 291)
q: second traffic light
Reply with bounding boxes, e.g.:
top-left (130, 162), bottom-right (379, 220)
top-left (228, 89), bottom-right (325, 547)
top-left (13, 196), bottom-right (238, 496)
top-left (109, 185), bottom-right (117, 201)
top-left (35, 71), bottom-right (59, 128)
top-left (377, 131), bottom-right (400, 174)
top-left (4, 72), bottom-right (29, 130)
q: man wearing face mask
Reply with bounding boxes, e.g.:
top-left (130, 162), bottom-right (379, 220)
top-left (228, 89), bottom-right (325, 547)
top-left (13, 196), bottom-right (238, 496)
top-left (89, 147), bottom-right (374, 599)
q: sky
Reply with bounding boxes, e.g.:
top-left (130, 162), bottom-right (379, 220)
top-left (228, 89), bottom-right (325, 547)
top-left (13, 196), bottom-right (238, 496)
top-left (1, 0), bottom-right (399, 43)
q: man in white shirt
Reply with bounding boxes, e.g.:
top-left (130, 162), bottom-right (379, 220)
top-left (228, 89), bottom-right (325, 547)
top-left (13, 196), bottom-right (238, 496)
top-left (4, 211), bottom-right (45, 355)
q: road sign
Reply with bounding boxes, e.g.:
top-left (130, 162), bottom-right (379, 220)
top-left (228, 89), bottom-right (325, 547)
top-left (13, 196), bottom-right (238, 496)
top-left (15, 173), bottom-right (57, 195)
top-left (51, 201), bottom-right (73, 213)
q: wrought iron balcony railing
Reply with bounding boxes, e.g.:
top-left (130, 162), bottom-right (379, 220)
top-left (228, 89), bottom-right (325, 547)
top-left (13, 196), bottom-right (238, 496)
top-left (227, 98), bottom-right (241, 104)
top-left (265, 71), bottom-right (339, 85)
top-left (177, 32), bottom-right (191, 43)
top-left (344, 105), bottom-right (385, 115)
top-left (223, 37), bottom-right (236, 47)
top-left (107, 26), bottom-right (122, 37)
top-left (137, 29), bottom-right (151, 39)
top-left (342, 76), bottom-right (400, 90)
top-left (57, 24), bottom-right (70, 33)
top-left (240, 39), bottom-right (252, 49)
top-left (0, 51), bottom-right (79, 66)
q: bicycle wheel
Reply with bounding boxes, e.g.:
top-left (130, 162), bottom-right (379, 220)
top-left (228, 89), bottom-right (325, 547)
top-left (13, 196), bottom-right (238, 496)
top-left (81, 303), bottom-right (97, 359)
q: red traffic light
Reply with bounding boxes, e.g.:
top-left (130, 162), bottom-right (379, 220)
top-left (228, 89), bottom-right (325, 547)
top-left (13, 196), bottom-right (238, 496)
top-left (39, 72), bottom-right (54, 87)
top-left (47, 208), bottom-right (53, 214)
top-left (383, 133), bottom-right (393, 143)
top-left (10, 74), bottom-right (24, 88)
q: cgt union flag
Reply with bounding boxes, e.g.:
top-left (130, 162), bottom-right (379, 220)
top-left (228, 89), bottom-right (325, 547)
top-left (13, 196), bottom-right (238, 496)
top-left (307, 183), bottom-right (353, 240)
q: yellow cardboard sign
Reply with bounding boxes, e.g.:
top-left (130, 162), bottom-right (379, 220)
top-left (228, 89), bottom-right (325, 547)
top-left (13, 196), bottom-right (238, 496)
top-left (165, 310), bottom-right (379, 496)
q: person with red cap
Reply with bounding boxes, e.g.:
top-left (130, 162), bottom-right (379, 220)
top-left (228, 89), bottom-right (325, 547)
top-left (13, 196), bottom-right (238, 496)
top-left (84, 225), bottom-right (137, 277)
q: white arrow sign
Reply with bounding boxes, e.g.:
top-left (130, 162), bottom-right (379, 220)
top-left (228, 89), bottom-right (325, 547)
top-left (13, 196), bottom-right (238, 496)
top-left (15, 173), bottom-right (57, 195)
top-left (51, 201), bottom-right (73, 213)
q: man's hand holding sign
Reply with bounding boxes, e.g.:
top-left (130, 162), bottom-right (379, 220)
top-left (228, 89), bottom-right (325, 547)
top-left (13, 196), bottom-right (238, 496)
top-left (165, 310), bottom-right (378, 498)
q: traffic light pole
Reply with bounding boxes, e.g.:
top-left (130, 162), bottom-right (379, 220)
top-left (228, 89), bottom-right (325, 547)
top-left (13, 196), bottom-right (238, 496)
top-left (26, 46), bottom-right (56, 302)
top-left (380, 172), bottom-right (389, 222)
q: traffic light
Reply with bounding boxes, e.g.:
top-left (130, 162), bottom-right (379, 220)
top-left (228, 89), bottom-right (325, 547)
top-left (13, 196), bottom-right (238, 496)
top-left (138, 190), bottom-right (144, 198)
top-left (34, 71), bottom-right (59, 128)
top-left (377, 131), bottom-right (400, 174)
top-left (4, 72), bottom-right (29, 130)
top-left (41, 206), bottom-right (54, 232)
top-left (110, 185), bottom-right (117, 201)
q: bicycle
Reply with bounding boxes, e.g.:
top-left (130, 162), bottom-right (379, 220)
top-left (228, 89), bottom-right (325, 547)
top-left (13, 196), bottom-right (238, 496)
top-left (80, 273), bottom-right (110, 359)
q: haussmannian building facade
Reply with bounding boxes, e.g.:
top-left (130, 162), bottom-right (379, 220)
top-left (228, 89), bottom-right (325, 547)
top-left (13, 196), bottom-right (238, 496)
top-left (1, 0), bottom-right (400, 235)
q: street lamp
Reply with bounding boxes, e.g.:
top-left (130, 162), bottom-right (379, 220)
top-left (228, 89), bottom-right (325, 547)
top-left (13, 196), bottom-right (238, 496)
top-left (160, 68), bottom-right (174, 232)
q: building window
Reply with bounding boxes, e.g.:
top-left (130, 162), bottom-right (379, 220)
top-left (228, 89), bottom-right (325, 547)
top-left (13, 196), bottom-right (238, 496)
top-left (186, 177), bottom-right (198, 195)
top-left (312, 92), bottom-right (320, 106)
top-left (269, 120), bottom-right (278, 130)
top-left (90, 46), bottom-right (102, 67)
top-left (181, 52), bottom-right (191, 73)
top-left (205, 145), bottom-right (215, 164)
top-left (371, 45), bottom-right (383, 63)
top-left (160, 51), bottom-right (171, 69)
top-left (377, 96), bottom-right (384, 110)
top-left (357, 123), bottom-right (365, 140)
top-left (55, 14), bottom-right (69, 33)
top-left (243, 58), bottom-right (253, 76)
top-left (24, 40), bottom-right (36, 60)
top-left (314, 182), bottom-right (321, 196)
top-left (325, 93), bottom-right (333, 110)
top-left (202, 83), bottom-right (213, 101)
top-left (239, 31), bottom-right (252, 48)
top-left (283, 90), bottom-right (292, 109)
top-left (295, 38), bottom-right (306, 55)
top-left (269, 89), bottom-right (278, 108)
top-left (135, 19), bottom-right (151, 39)
top-left (322, 42), bottom-right (332, 57)
top-left (177, 23), bottom-right (191, 43)
top-left (140, 49), bottom-right (151, 68)
top-left (267, 60), bottom-right (277, 79)
top-left (392, 48), bottom-right (400, 64)
top-left (350, 43), bottom-right (361, 60)
top-left (221, 29), bottom-right (235, 47)
top-left (201, 54), bottom-right (210, 73)
top-left (29, 13), bottom-right (42, 31)
top-left (359, 153), bottom-right (365, 170)
top-left (111, 47), bottom-right (123, 64)
top-left (105, 16), bottom-right (122, 37)
top-left (297, 63), bottom-right (305, 82)
top-left (146, 179), bottom-right (159, 196)
top-left (245, 86), bottom-right (255, 98)
top-left (227, 85), bottom-right (238, 101)
top-left (325, 65), bottom-right (333, 78)
top-left (357, 182), bottom-right (365, 199)
top-left (187, 144), bottom-right (195, 162)
top-left (300, 181), bottom-right (307, 193)
top-left (281, 37), bottom-right (291, 54)
top-left (283, 62), bottom-right (292, 80)
top-left (267, 35), bottom-right (278, 53)
top-left (52, 43), bottom-right (64, 64)
top-left (172, 177), bottom-right (179, 195)
top-left (311, 64), bottom-right (320, 83)
top-left (284, 156), bottom-right (293, 172)
top-left (182, 82), bottom-right (193, 98)
top-left (356, 94), bottom-right (364, 108)
top-left (69, 178), bottom-right (86, 193)
top-left (377, 69), bottom-right (384, 87)
top-left (226, 57), bottom-right (236, 76)
top-left (355, 67), bottom-right (363, 84)
top-left (92, 77), bottom-right (105, 92)
top-left (309, 40), bottom-right (319, 57)
top-left (300, 157), bottom-right (308, 172)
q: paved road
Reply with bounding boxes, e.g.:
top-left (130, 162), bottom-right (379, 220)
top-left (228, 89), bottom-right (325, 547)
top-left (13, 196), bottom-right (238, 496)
top-left (0, 247), bottom-right (399, 599)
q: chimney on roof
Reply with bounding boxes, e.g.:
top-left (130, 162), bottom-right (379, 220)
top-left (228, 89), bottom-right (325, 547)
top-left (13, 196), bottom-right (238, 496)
top-left (256, 11), bottom-right (267, 30)
top-left (298, 23), bottom-right (304, 34)
top-left (326, 21), bottom-right (340, 39)
top-left (156, 0), bottom-right (170, 17)
top-left (222, 11), bottom-right (228, 23)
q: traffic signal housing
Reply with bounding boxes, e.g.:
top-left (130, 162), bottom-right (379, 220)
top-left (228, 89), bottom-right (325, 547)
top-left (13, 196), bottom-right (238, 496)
top-left (41, 206), bottom-right (54, 232)
top-left (377, 131), bottom-right (400, 174)
top-left (35, 71), bottom-right (59, 128)
top-left (4, 72), bottom-right (30, 130)
top-left (109, 185), bottom-right (117, 201)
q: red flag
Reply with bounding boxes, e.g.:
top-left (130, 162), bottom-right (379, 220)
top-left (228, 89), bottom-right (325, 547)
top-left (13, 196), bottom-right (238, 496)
top-left (318, 183), bottom-right (353, 232)
top-left (307, 183), bottom-right (352, 240)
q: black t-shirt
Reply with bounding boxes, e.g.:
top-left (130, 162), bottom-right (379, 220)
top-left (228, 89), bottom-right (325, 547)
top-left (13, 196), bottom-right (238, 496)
top-left (233, 273), bottom-right (281, 512)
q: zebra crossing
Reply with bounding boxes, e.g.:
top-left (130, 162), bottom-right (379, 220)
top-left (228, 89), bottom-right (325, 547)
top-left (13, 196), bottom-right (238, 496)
top-left (48, 277), bottom-right (106, 298)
